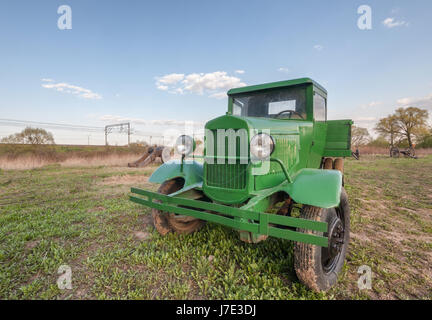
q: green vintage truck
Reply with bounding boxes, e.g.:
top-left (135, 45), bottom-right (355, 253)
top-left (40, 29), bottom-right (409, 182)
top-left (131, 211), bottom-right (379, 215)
top-left (130, 78), bottom-right (353, 292)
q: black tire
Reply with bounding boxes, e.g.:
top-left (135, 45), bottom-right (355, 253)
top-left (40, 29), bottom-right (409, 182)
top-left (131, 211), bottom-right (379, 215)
top-left (152, 179), bottom-right (205, 235)
top-left (405, 147), bottom-right (415, 158)
top-left (294, 188), bottom-right (350, 292)
top-left (390, 147), bottom-right (399, 158)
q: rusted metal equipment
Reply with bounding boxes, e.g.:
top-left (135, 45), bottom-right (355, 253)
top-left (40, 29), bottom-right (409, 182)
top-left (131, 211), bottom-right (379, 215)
top-left (351, 149), bottom-right (360, 160)
top-left (389, 146), bottom-right (417, 159)
top-left (128, 146), bottom-right (166, 167)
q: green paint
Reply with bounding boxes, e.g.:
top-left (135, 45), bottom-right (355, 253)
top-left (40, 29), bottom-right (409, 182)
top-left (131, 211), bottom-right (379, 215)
top-left (149, 160), bottom-right (203, 194)
top-left (130, 188), bottom-right (328, 247)
top-left (131, 78), bottom-right (352, 247)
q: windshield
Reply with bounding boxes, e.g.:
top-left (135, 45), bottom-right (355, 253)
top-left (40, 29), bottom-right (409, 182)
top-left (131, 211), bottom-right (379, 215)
top-left (231, 86), bottom-right (306, 120)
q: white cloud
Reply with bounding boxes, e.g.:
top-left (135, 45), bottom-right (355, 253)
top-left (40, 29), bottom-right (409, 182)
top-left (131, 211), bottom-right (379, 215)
top-left (353, 116), bottom-right (376, 122)
top-left (278, 67), bottom-right (290, 73)
top-left (313, 44), bottom-right (324, 51)
top-left (361, 101), bottom-right (382, 109)
top-left (209, 92), bottom-right (227, 99)
top-left (100, 115), bottom-right (205, 127)
top-left (172, 87), bottom-right (184, 94)
top-left (351, 117), bottom-right (378, 133)
top-left (157, 85), bottom-right (169, 91)
top-left (397, 93), bottom-right (432, 110)
top-left (41, 78), bottom-right (54, 82)
top-left (382, 17), bottom-right (409, 28)
top-left (368, 101), bottom-right (382, 107)
top-left (155, 71), bottom-right (246, 98)
top-left (156, 73), bottom-right (185, 85)
top-left (234, 70), bottom-right (245, 74)
top-left (41, 79), bottom-right (102, 100)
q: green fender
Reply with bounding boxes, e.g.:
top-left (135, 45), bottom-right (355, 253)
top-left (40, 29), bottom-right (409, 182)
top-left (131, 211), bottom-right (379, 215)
top-left (148, 160), bottom-right (203, 195)
top-left (284, 168), bottom-right (342, 209)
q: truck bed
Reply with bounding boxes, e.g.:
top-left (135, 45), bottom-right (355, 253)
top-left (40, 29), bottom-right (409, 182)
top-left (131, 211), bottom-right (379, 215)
top-left (323, 119), bottom-right (353, 157)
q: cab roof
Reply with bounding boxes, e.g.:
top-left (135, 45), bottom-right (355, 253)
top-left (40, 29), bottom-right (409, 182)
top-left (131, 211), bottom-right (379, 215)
top-left (227, 78), bottom-right (327, 96)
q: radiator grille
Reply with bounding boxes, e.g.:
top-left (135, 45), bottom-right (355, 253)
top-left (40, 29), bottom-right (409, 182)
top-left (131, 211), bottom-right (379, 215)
top-left (205, 163), bottom-right (248, 189)
top-left (205, 129), bottom-right (248, 189)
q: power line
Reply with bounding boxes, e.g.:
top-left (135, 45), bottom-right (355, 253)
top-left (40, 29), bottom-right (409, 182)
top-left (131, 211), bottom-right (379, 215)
top-left (0, 118), bottom-right (202, 146)
top-left (0, 118), bottom-right (104, 132)
top-left (0, 118), bottom-right (175, 136)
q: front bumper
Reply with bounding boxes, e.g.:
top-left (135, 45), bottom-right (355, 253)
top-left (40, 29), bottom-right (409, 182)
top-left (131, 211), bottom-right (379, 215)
top-left (130, 187), bottom-right (328, 247)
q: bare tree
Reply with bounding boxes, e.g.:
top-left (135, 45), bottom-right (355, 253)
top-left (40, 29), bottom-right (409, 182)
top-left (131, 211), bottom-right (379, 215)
top-left (1, 127), bottom-right (55, 145)
top-left (351, 126), bottom-right (371, 148)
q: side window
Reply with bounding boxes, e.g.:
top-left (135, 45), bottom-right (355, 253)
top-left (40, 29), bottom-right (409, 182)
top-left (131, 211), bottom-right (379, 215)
top-left (232, 99), bottom-right (243, 116)
top-left (313, 92), bottom-right (326, 121)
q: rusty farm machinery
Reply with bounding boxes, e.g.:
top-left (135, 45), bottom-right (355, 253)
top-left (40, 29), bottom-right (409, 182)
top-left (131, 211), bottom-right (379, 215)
top-left (128, 146), bottom-right (169, 167)
top-left (389, 146), bottom-right (417, 159)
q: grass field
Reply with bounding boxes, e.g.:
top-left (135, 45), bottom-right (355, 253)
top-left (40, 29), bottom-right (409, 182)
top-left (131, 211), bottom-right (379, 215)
top-left (0, 155), bottom-right (431, 300)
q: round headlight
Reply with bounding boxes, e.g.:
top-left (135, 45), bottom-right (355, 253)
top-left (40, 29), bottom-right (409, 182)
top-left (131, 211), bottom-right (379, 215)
top-left (250, 133), bottom-right (275, 160)
top-left (175, 135), bottom-right (195, 156)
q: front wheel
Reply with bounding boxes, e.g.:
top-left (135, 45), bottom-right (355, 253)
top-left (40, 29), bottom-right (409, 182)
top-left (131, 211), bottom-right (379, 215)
top-left (294, 188), bottom-right (350, 292)
top-left (152, 179), bottom-right (205, 235)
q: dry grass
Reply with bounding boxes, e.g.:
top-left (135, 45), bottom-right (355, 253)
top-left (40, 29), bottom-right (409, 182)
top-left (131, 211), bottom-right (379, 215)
top-left (61, 154), bottom-right (154, 168)
top-left (0, 144), bottom-right (156, 170)
top-left (358, 146), bottom-right (432, 156)
top-left (0, 154), bottom-right (163, 170)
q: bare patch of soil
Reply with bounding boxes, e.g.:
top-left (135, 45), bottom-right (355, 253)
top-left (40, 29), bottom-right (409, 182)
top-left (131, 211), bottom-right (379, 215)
top-left (100, 174), bottom-right (148, 185)
top-left (134, 231), bottom-right (151, 241)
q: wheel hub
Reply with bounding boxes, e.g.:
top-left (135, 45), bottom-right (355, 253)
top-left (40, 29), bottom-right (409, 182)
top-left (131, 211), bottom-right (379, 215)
top-left (328, 218), bottom-right (344, 258)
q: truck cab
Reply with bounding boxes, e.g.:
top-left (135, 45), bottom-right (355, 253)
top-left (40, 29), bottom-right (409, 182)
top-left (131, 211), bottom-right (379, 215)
top-left (203, 78), bottom-right (352, 204)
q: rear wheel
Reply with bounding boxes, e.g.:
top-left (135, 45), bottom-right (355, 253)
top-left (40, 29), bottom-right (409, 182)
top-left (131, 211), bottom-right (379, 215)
top-left (390, 146), bottom-right (399, 158)
top-left (405, 146), bottom-right (415, 158)
top-left (152, 179), bottom-right (205, 235)
top-left (294, 188), bottom-right (350, 292)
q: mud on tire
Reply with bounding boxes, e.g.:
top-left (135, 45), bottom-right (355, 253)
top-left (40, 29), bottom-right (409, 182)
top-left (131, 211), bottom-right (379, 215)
top-left (294, 188), bottom-right (350, 292)
top-left (152, 179), bottom-right (205, 235)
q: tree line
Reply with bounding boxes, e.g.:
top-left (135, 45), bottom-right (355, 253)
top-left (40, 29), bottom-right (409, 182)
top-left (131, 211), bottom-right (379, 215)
top-left (352, 107), bottom-right (431, 149)
top-left (1, 127), bottom-right (55, 145)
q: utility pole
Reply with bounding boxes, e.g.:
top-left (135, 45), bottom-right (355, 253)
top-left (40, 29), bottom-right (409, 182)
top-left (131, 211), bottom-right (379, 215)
top-left (128, 122), bottom-right (130, 146)
top-left (104, 122), bottom-right (130, 146)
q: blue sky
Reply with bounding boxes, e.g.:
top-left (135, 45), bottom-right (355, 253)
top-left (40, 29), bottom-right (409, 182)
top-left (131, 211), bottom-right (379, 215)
top-left (0, 0), bottom-right (431, 144)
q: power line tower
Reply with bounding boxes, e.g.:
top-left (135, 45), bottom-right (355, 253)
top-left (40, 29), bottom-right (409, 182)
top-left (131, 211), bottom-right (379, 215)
top-left (104, 123), bottom-right (130, 146)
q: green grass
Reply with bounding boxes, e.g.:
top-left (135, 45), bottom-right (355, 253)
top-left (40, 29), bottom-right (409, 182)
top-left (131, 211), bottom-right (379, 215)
top-left (0, 155), bottom-right (431, 299)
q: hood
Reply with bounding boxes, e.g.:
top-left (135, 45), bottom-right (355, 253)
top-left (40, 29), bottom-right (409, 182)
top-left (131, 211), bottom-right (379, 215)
top-left (205, 115), bottom-right (303, 135)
